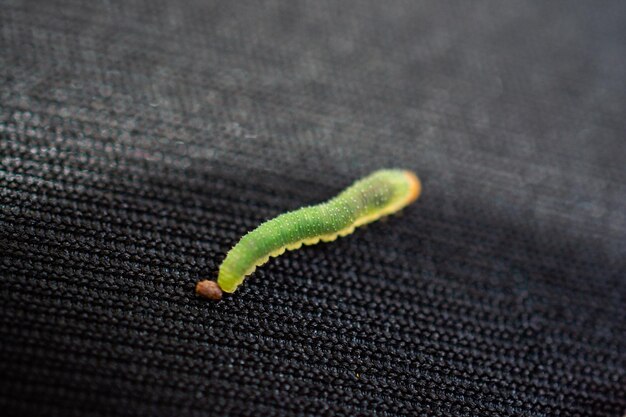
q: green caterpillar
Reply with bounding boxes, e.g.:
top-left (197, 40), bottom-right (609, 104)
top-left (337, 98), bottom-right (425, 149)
top-left (196, 169), bottom-right (422, 300)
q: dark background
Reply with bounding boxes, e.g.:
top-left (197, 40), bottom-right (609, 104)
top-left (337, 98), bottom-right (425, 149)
top-left (1, 1), bottom-right (625, 416)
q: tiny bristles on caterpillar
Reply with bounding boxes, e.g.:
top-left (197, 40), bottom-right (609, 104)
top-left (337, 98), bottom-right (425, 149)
top-left (196, 169), bottom-right (422, 300)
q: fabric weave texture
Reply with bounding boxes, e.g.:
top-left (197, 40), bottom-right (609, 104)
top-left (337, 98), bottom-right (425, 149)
top-left (1, 1), bottom-right (625, 416)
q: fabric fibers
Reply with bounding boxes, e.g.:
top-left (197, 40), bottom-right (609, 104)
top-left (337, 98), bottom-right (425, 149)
top-left (1, 1), bottom-right (625, 416)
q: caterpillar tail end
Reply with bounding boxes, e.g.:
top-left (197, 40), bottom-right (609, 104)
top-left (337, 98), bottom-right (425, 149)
top-left (403, 170), bottom-right (422, 203)
top-left (196, 280), bottom-right (223, 301)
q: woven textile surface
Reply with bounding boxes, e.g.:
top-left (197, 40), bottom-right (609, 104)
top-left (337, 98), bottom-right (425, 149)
top-left (1, 0), bottom-right (625, 416)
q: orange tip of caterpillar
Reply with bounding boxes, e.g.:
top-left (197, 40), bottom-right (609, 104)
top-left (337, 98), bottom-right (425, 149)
top-left (403, 170), bottom-right (422, 204)
top-left (196, 280), bottom-right (223, 301)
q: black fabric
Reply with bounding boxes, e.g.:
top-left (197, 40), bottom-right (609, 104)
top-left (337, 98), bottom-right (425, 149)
top-left (1, 1), bottom-right (625, 416)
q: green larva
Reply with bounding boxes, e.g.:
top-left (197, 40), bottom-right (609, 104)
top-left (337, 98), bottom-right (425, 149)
top-left (196, 169), bottom-right (422, 300)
